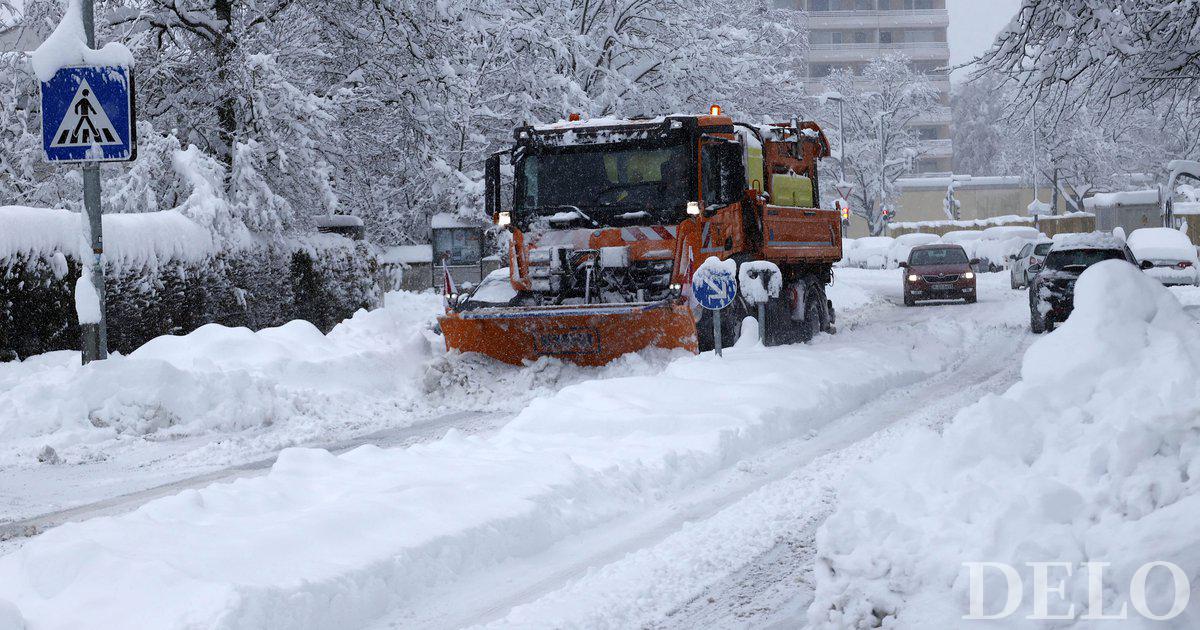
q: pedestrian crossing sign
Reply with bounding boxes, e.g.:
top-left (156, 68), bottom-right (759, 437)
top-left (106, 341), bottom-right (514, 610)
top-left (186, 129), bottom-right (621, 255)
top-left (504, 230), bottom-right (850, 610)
top-left (40, 65), bottom-right (136, 163)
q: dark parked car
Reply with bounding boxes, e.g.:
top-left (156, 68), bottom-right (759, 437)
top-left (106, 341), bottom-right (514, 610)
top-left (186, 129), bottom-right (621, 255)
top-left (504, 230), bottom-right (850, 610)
top-left (1029, 235), bottom-right (1138, 333)
top-left (900, 244), bottom-right (979, 306)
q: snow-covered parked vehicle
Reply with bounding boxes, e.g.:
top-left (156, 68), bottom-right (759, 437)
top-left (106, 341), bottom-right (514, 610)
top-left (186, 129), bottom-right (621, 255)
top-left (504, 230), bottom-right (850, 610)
top-left (940, 230), bottom-right (984, 269)
top-left (976, 225), bottom-right (1042, 272)
top-left (1029, 233), bottom-right (1138, 333)
top-left (887, 233), bottom-right (940, 269)
top-left (1009, 238), bottom-right (1053, 289)
top-left (846, 236), bottom-right (895, 269)
top-left (1127, 228), bottom-right (1200, 287)
top-left (837, 238), bottom-right (857, 267)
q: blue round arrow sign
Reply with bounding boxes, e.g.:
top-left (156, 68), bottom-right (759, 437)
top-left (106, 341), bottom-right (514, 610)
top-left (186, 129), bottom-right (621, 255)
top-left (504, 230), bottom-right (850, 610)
top-left (691, 261), bottom-right (737, 311)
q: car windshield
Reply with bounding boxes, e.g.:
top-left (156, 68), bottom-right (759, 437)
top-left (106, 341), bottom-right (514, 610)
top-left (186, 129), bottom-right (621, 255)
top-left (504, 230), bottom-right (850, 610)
top-left (516, 143), bottom-right (690, 226)
top-left (1044, 248), bottom-right (1127, 270)
top-left (909, 247), bottom-right (967, 266)
top-left (1034, 243), bottom-right (1053, 256)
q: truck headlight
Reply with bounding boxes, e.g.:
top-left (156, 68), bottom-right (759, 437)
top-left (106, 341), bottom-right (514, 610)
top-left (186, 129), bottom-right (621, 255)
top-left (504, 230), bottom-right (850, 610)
top-left (496, 211), bottom-right (512, 227)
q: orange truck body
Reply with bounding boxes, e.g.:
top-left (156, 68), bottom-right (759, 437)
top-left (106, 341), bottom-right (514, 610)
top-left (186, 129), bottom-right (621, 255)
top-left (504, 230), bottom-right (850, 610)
top-left (439, 112), bottom-right (841, 366)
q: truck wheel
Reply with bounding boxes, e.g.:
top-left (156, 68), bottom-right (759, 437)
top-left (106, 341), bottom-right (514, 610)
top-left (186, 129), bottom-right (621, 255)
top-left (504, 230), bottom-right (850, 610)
top-left (697, 307), bottom-right (741, 352)
top-left (763, 296), bottom-right (798, 346)
top-left (798, 284), bottom-right (828, 344)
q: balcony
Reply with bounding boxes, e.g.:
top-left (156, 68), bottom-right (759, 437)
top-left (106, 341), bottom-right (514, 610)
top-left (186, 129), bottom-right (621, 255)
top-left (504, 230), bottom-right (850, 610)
top-left (808, 41), bottom-right (950, 63)
top-left (807, 9), bottom-right (949, 29)
top-left (919, 138), bottom-right (954, 158)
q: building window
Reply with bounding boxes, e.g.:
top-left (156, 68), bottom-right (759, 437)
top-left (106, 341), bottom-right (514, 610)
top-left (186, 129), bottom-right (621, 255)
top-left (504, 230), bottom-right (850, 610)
top-left (831, 31), bottom-right (844, 44)
top-left (879, 31), bottom-right (893, 44)
top-left (772, 0), bottom-right (798, 9)
top-left (854, 30), bottom-right (869, 44)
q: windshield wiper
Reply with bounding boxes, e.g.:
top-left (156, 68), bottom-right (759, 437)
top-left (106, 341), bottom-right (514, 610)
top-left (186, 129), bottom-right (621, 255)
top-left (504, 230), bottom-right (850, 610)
top-left (540, 205), bottom-right (600, 228)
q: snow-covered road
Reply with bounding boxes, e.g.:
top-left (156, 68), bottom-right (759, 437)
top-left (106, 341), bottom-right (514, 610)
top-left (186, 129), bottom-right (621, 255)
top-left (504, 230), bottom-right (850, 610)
top-left (0, 269), bottom-right (1048, 629)
top-left (374, 270), bottom-right (1033, 629)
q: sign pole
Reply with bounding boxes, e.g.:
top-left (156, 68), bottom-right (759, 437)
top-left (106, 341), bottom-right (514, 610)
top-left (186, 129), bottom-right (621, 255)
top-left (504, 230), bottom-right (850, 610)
top-left (80, 0), bottom-right (108, 364)
top-left (713, 309), bottom-right (723, 358)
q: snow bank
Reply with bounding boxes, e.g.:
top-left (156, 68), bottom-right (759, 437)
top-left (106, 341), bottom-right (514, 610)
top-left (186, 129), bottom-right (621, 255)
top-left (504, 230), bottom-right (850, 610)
top-left (0, 206), bottom-right (215, 270)
top-left (30, 0), bottom-right (134, 82)
top-left (809, 262), bottom-right (1200, 628)
top-left (0, 291), bottom-right (441, 455)
top-left (0, 297), bottom-right (971, 630)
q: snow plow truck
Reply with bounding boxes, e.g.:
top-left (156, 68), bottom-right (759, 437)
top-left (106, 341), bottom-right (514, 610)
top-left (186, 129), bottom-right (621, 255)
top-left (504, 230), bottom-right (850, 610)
top-left (439, 109), bottom-right (842, 366)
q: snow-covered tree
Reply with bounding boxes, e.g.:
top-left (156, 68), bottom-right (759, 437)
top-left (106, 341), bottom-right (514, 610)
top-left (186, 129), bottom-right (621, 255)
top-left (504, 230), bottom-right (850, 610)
top-left (818, 54), bottom-right (938, 236)
top-left (975, 0), bottom-right (1200, 118)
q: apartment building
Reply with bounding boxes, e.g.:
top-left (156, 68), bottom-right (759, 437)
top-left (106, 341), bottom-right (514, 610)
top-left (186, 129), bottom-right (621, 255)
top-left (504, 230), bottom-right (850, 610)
top-left (779, 0), bottom-right (954, 174)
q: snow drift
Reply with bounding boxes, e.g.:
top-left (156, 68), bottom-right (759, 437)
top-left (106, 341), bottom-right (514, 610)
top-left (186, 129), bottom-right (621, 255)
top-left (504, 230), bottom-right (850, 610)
top-left (0, 307), bottom-right (972, 630)
top-left (809, 261), bottom-right (1200, 628)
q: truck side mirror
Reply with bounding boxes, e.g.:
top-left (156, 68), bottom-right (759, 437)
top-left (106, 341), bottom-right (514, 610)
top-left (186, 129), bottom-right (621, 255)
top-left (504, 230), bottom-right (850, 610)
top-left (485, 152), bottom-right (502, 221)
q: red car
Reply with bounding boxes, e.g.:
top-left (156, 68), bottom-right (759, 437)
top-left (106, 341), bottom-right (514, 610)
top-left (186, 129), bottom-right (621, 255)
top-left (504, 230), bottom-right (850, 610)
top-left (900, 244), bottom-right (979, 306)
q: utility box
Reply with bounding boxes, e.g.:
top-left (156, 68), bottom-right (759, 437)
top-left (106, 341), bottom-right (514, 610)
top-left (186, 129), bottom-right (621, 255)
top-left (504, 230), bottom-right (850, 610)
top-left (1083, 190), bottom-right (1162, 233)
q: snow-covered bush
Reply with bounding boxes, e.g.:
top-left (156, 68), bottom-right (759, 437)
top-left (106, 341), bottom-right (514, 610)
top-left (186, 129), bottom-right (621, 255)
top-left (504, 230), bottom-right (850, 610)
top-left (0, 207), bottom-right (380, 360)
top-left (809, 261), bottom-right (1200, 627)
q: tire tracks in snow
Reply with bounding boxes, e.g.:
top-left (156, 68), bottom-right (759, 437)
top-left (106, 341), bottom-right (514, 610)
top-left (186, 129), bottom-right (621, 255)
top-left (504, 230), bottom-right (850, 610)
top-left (0, 410), bottom-right (510, 550)
top-left (367, 288), bottom-right (1033, 630)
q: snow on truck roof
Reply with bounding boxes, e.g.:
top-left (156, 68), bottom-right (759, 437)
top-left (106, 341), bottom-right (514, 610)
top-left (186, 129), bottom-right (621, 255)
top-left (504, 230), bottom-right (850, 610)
top-left (1083, 189), bottom-right (1160, 210)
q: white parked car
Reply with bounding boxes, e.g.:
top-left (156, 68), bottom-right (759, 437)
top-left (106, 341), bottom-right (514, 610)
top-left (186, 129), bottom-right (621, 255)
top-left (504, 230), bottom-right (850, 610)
top-left (887, 233), bottom-right (941, 269)
top-left (1009, 239), bottom-right (1054, 289)
top-left (976, 226), bottom-right (1043, 272)
top-left (846, 236), bottom-right (895, 269)
top-left (1127, 228), bottom-right (1200, 286)
top-left (838, 238), bottom-right (857, 267)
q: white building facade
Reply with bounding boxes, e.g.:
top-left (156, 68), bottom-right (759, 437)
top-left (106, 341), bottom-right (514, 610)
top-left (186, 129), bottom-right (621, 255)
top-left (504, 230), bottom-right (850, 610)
top-left (781, 0), bottom-right (954, 173)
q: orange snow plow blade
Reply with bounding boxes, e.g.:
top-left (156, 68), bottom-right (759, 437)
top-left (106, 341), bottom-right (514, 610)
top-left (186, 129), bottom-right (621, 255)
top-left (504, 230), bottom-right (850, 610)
top-left (439, 300), bottom-right (698, 367)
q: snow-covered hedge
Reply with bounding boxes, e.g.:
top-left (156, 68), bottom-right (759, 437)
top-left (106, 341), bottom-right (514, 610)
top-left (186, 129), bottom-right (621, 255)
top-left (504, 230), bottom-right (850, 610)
top-left (1, 207), bottom-right (380, 360)
top-left (808, 261), bottom-right (1200, 627)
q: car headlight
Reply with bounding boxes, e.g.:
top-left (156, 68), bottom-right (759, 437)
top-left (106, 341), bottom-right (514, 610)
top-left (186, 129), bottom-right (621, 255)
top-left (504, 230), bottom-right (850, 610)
top-left (907, 274), bottom-right (919, 282)
top-left (964, 272), bottom-right (975, 280)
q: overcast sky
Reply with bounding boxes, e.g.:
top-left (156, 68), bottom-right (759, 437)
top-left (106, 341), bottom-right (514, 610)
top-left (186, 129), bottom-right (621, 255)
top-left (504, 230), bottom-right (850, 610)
top-left (947, 0), bottom-right (1021, 81)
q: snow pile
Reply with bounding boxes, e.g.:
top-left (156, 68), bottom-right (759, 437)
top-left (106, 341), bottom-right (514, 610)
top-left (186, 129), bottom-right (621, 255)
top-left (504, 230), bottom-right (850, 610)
top-left (809, 261), bottom-right (1200, 628)
top-left (0, 300), bottom-right (972, 629)
top-left (30, 0), bottom-right (134, 81)
top-left (0, 291), bottom-right (441, 460)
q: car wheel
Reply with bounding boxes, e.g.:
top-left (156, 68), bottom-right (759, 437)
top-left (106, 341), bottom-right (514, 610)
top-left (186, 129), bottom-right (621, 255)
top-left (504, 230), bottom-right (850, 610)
top-left (966, 294), bottom-right (977, 304)
top-left (1011, 274), bottom-right (1019, 290)
top-left (1030, 307), bottom-right (1046, 334)
top-left (904, 293), bottom-right (915, 307)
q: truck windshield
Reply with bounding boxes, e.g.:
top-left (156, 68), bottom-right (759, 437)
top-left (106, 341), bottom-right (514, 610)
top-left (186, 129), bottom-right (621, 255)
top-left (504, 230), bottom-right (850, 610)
top-left (517, 144), bottom-right (690, 227)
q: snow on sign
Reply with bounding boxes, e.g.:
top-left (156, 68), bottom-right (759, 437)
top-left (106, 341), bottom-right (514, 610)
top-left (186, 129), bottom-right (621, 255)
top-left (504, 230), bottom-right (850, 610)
top-left (691, 256), bottom-right (738, 311)
top-left (41, 65), bottom-right (136, 163)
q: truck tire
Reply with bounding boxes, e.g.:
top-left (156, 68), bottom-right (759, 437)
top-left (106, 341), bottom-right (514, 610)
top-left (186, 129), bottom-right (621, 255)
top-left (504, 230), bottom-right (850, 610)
top-left (697, 306), bottom-right (740, 352)
top-left (798, 283), bottom-right (829, 344)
